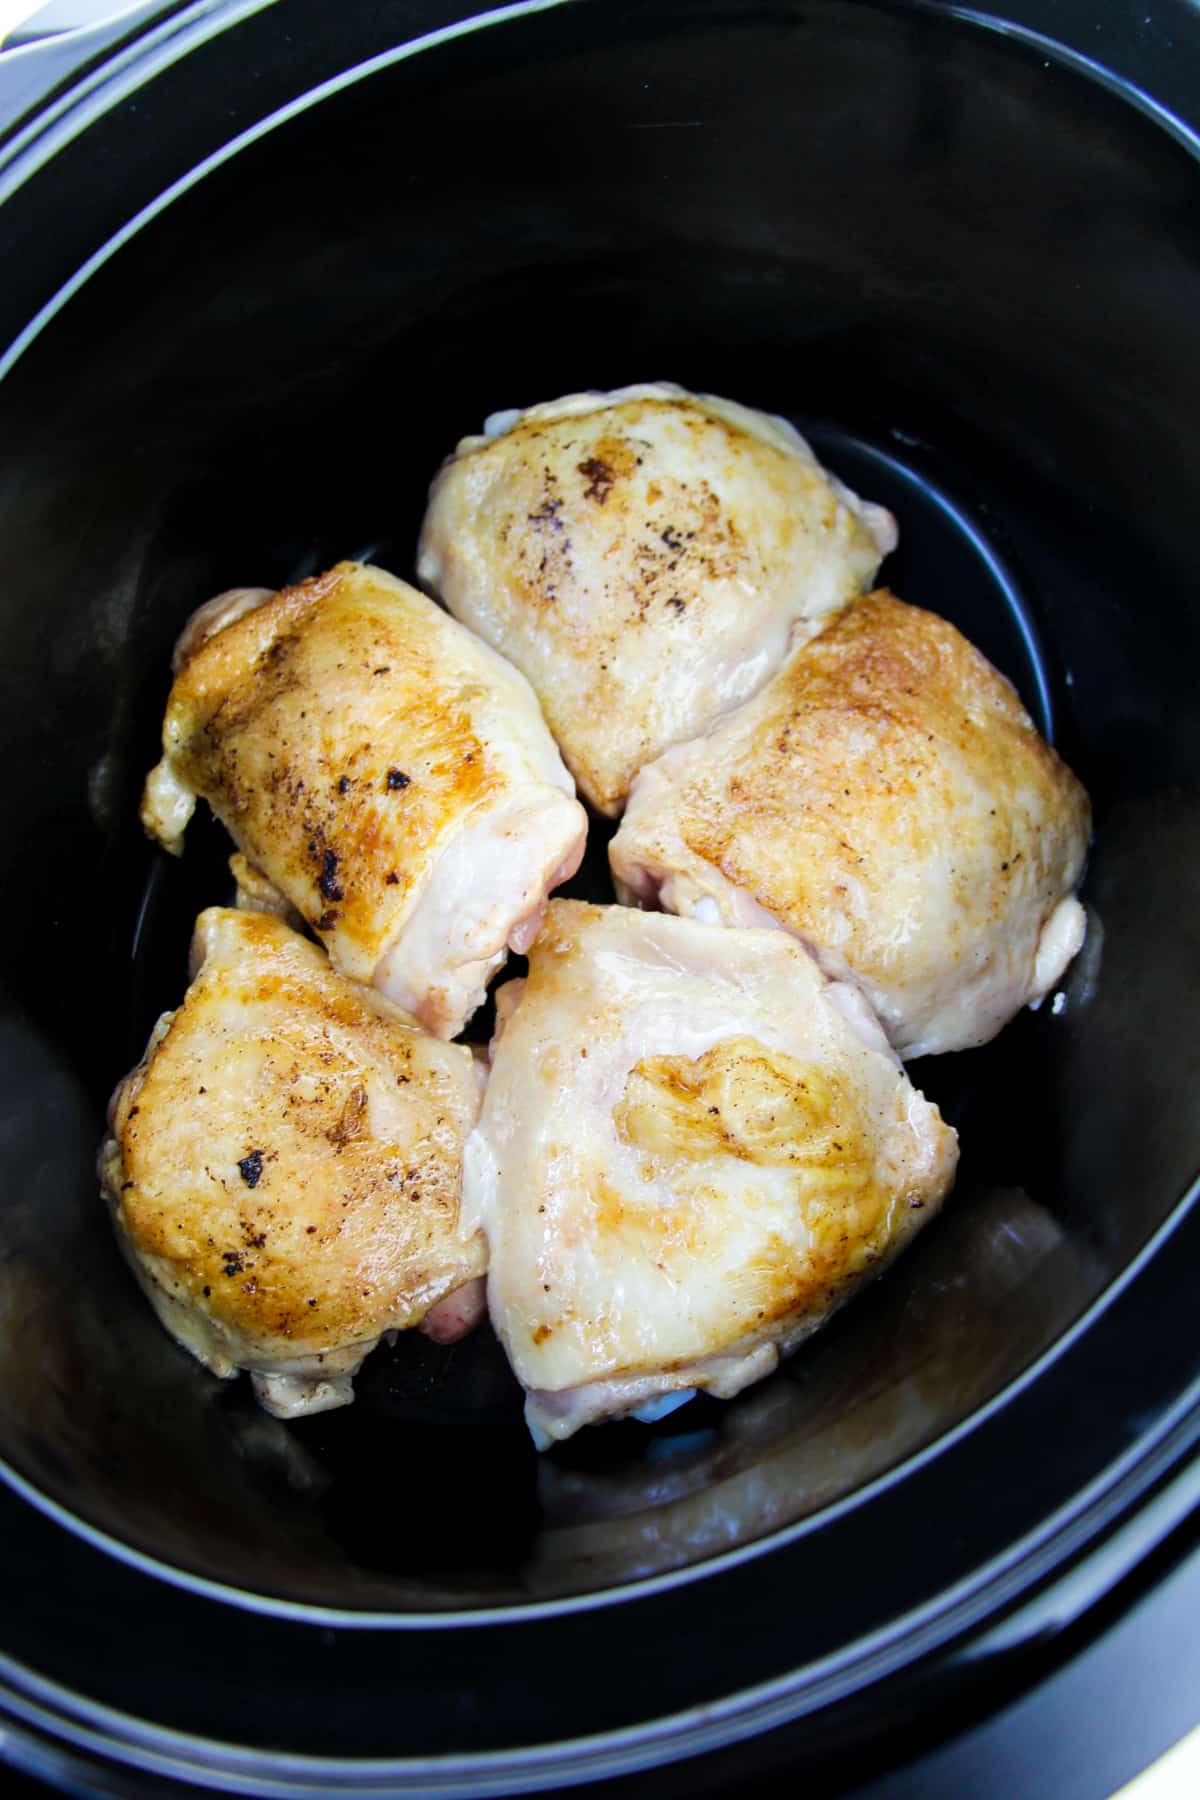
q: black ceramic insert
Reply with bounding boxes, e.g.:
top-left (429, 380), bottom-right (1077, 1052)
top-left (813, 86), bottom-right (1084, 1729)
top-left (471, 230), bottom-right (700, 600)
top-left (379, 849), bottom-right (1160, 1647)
top-left (0, 0), bottom-right (1197, 1789)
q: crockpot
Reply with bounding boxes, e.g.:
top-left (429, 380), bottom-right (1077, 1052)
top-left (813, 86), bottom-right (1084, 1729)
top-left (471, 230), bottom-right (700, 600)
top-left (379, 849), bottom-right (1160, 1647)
top-left (1, 0), bottom-right (1198, 1793)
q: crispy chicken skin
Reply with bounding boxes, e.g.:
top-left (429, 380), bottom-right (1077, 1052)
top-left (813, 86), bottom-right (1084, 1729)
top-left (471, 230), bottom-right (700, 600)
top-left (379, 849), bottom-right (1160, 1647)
top-left (464, 901), bottom-right (957, 1447)
top-left (611, 591), bottom-right (1091, 1060)
top-left (99, 908), bottom-right (487, 1419)
top-left (417, 383), bottom-right (896, 815)
top-left (141, 562), bottom-right (587, 1038)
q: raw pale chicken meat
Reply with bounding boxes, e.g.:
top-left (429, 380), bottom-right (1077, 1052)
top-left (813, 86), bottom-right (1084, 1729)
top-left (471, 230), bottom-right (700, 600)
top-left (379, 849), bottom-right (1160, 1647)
top-left (463, 901), bottom-right (957, 1447)
top-left (99, 908), bottom-right (488, 1419)
top-left (141, 562), bottom-right (587, 1038)
top-left (611, 590), bottom-right (1091, 1060)
top-left (417, 383), bottom-right (896, 815)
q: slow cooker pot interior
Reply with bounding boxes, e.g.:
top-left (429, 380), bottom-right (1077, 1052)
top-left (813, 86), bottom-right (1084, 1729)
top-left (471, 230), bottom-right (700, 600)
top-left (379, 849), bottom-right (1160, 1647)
top-left (0, 0), bottom-right (1197, 1611)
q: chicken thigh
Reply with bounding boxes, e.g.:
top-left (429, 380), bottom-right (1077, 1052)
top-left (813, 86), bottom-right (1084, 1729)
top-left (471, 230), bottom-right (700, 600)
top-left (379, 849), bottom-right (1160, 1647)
top-left (464, 901), bottom-right (957, 1447)
top-left (611, 590), bottom-right (1091, 1059)
top-left (417, 383), bottom-right (896, 815)
top-left (141, 562), bottom-right (587, 1038)
top-left (99, 908), bottom-right (487, 1419)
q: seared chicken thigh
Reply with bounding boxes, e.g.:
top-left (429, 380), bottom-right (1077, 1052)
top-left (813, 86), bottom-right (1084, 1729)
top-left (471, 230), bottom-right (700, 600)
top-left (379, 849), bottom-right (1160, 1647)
top-left (464, 901), bottom-right (957, 1447)
top-left (99, 908), bottom-right (487, 1419)
top-left (141, 562), bottom-right (586, 1037)
top-left (611, 590), bottom-right (1091, 1059)
top-left (418, 383), bottom-right (896, 814)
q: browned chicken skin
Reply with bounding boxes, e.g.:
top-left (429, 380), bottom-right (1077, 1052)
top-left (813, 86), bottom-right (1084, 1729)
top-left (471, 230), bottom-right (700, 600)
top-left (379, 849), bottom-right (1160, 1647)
top-left (611, 590), bottom-right (1091, 1058)
top-left (465, 901), bottom-right (957, 1447)
top-left (418, 384), bottom-right (896, 815)
top-left (99, 908), bottom-right (487, 1418)
top-left (141, 562), bottom-right (586, 1038)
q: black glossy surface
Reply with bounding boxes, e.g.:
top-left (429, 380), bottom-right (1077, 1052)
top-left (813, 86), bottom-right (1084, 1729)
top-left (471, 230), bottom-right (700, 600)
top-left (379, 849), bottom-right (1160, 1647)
top-left (8, 1503), bottom-right (1200, 1796)
top-left (0, 0), bottom-right (1197, 1786)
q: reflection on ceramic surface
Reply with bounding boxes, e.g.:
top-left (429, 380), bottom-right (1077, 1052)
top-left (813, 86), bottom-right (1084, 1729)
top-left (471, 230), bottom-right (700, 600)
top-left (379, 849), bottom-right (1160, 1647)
top-left (528, 1186), bottom-right (1101, 1593)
